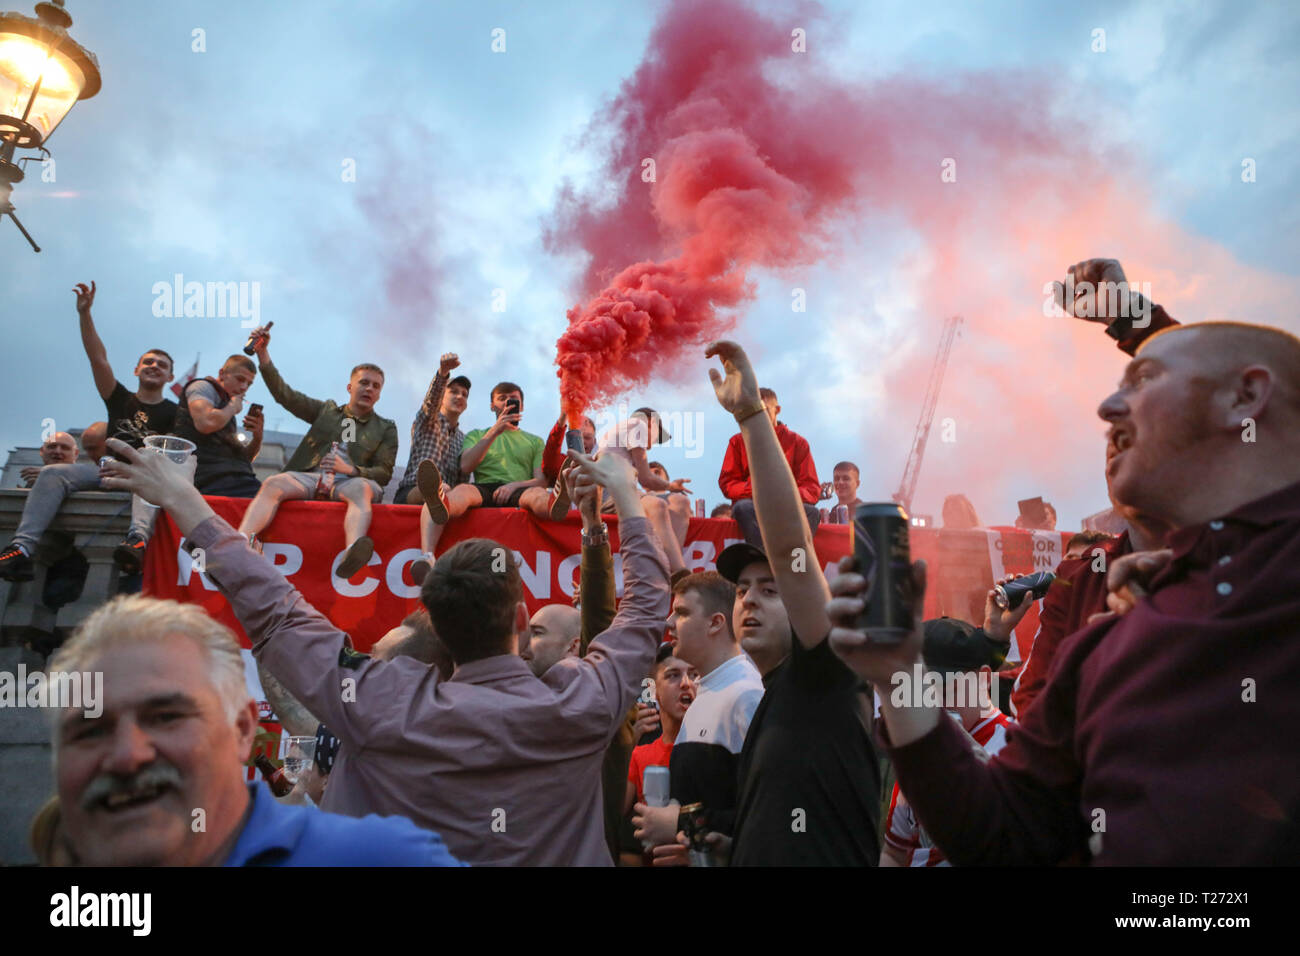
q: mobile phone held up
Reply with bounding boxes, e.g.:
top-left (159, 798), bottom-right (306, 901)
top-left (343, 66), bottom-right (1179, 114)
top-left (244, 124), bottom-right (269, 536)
top-left (1018, 496), bottom-right (1048, 527)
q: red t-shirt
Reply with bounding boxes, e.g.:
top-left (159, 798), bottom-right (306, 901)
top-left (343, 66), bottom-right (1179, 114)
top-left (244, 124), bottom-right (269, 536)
top-left (627, 735), bottom-right (673, 804)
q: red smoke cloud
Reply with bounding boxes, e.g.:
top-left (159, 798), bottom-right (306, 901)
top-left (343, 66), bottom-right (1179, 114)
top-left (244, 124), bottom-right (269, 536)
top-left (551, 0), bottom-right (870, 420)
top-left (548, 0), bottom-right (1111, 420)
top-left (550, 0), bottom-right (1299, 521)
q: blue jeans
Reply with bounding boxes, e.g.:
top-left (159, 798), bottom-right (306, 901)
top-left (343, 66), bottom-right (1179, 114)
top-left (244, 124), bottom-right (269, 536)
top-left (12, 462), bottom-right (104, 553)
top-left (730, 498), bottom-right (821, 550)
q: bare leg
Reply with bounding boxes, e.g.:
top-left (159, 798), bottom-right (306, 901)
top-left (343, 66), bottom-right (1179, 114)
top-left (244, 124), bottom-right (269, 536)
top-left (643, 495), bottom-right (687, 575)
top-left (421, 484), bottom-right (481, 555)
top-left (238, 474), bottom-right (302, 537)
top-left (518, 486), bottom-right (552, 518)
top-left (338, 480), bottom-right (374, 548)
top-left (665, 494), bottom-right (691, 551)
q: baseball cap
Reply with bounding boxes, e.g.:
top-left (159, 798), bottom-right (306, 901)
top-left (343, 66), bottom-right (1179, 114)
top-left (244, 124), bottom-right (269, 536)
top-left (921, 617), bottom-right (1002, 673)
top-left (716, 541), bottom-right (770, 584)
top-left (633, 406), bottom-right (670, 444)
top-left (449, 374), bottom-right (471, 390)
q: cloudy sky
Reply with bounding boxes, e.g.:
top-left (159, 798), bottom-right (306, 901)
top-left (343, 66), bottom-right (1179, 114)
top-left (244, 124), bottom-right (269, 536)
top-left (4, 0), bottom-right (1297, 527)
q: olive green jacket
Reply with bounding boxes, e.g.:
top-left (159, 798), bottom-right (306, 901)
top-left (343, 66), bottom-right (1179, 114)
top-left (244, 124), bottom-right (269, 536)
top-left (260, 361), bottom-right (399, 487)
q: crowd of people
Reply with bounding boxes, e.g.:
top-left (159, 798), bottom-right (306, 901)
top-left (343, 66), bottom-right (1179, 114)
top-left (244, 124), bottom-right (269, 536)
top-left (1, 284), bottom-right (863, 588)
top-left (11, 256), bottom-right (1300, 867)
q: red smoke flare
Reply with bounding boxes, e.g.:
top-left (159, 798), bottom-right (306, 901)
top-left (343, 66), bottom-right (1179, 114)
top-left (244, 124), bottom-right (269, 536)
top-left (552, 0), bottom-right (865, 422)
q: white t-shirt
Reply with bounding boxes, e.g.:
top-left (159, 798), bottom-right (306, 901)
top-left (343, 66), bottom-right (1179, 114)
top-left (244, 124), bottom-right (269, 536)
top-left (596, 416), bottom-right (651, 464)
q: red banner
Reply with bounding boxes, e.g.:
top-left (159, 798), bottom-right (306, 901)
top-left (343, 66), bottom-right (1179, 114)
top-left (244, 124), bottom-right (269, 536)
top-left (143, 497), bottom-right (1068, 656)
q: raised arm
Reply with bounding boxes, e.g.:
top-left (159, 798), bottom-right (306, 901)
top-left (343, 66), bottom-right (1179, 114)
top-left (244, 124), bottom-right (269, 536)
top-left (706, 340), bottom-right (829, 648)
top-left (564, 450), bottom-right (670, 726)
top-left (567, 462), bottom-right (615, 653)
top-left (1053, 257), bottom-right (1178, 356)
top-left (99, 438), bottom-right (413, 750)
top-left (252, 329), bottom-right (325, 425)
top-left (74, 282), bottom-right (116, 401)
top-left (255, 661), bottom-right (322, 740)
top-left (416, 353), bottom-right (459, 427)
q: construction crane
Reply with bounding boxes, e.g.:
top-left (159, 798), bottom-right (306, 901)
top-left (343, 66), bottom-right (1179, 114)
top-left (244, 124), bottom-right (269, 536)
top-left (894, 315), bottom-right (963, 516)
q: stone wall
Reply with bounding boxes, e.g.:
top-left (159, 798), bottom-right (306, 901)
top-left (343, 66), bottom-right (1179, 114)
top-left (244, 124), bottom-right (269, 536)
top-left (0, 489), bottom-right (136, 864)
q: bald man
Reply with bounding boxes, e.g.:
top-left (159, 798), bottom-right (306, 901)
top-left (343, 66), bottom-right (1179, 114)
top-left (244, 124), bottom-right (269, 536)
top-left (79, 422), bottom-right (109, 464)
top-left (20, 432), bottom-right (78, 487)
top-left (831, 314), bottom-right (1300, 864)
top-left (520, 604), bottom-right (582, 676)
top-left (3, 422), bottom-right (113, 579)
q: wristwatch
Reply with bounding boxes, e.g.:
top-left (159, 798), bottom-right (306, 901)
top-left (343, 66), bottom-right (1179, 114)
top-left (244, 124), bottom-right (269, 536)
top-left (582, 527), bottom-right (609, 548)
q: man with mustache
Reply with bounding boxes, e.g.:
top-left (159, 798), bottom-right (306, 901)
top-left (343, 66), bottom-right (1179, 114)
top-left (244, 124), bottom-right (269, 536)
top-left (48, 594), bottom-right (460, 866)
top-left (0, 282), bottom-right (179, 583)
top-left (830, 309), bottom-right (1300, 863)
top-left (101, 435), bottom-right (669, 866)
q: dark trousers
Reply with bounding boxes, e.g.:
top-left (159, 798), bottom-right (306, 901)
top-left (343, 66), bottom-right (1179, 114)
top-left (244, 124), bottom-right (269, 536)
top-left (199, 472), bottom-right (263, 498)
top-left (730, 498), bottom-right (821, 549)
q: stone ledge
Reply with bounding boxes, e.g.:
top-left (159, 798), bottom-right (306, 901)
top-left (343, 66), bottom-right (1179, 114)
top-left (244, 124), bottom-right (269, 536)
top-left (0, 490), bottom-right (136, 650)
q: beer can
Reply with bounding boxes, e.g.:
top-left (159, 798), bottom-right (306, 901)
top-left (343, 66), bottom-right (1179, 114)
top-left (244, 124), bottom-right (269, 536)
top-left (834, 504), bottom-right (849, 524)
top-left (694, 498), bottom-right (705, 518)
top-left (819, 507), bottom-right (829, 522)
top-left (98, 455), bottom-right (114, 489)
top-left (851, 502), bottom-right (913, 643)
top-left (994, 571), bottom-right (1056, 610)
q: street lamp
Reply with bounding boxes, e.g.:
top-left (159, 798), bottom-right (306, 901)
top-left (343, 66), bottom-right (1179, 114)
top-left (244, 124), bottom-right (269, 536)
top-left (0, 0), bottom-right (99, 252)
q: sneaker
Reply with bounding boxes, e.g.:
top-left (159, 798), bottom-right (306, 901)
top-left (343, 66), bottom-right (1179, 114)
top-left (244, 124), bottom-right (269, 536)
top-left (113, 533), bottom-right (148, 575)
top-left (409, 552), bottom-right (435, 586)
top-left (417, 461), bottom-right (448, 524)
top-left (547, 479), bottom-right (571, 521)
top-left (0, 544), bottom-right (34, 582)
top-left (336, 536), bottom-right (375, 579)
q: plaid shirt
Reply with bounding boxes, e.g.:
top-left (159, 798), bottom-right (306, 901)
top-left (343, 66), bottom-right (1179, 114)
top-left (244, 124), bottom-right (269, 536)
top-left (396, 370), bottom-right (464, 500)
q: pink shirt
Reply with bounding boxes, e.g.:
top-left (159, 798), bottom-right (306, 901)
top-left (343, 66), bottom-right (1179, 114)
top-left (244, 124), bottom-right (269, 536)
top-left (188, 514), bottom-right (670, 866)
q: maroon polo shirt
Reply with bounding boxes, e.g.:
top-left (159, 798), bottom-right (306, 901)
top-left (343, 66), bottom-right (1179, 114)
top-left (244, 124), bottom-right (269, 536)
top-left (887, 477), bottom-right (1300, 865)
top-left (1011, 533), bottom-right (1133, 719)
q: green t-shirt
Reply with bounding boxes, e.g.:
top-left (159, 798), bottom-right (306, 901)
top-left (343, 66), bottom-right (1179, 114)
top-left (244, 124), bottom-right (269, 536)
top-left (463, 427), bottom-right (543, 484)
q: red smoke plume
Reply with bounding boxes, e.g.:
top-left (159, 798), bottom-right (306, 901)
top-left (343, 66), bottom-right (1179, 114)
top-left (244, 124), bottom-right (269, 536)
top-left (551, 0), bottom-right (868, 421)
top-left (550, 0), bottom-right (1299, 522)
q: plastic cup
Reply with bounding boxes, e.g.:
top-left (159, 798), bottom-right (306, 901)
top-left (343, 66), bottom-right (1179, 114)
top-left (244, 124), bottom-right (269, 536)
top-left (140, 435), bottom-right (196, 509)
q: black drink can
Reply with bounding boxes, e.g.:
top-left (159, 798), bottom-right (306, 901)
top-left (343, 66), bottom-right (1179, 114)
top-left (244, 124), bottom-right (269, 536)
top-left (994, 571), bottom-right (1056, 609)
top-left (851, 502), bottom-right (913, 643)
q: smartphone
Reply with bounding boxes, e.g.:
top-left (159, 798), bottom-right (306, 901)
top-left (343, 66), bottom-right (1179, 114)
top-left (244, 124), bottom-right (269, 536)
top-left (248, 403), bottom-right (263, 416)
top-left (1017, 496), bottom-right (1048, 527)
top-left (565, 428), bottom-right (584, 455)
top-left (505, 397), bottom-right (521, 417)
